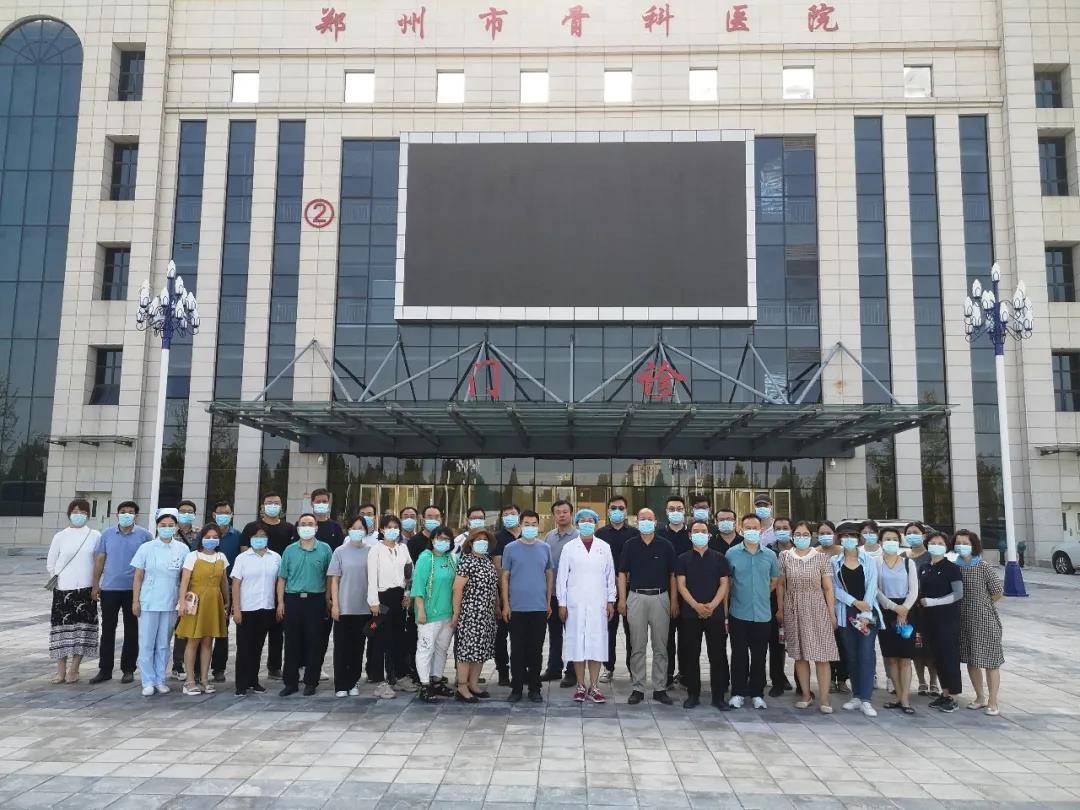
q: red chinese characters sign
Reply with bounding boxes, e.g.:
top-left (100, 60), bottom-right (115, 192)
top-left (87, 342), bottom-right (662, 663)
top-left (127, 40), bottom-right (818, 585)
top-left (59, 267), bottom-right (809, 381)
top-left (479, 6), bottom-right (508, 39)
top-left (807, 2), bottom-right (838, 31)
top-left (642, 3), bottom-right (674, 36)
top-left (726, 4), bottom-right (749, 31)
top-left (315, 7), bottom-right (346, 40)
top-left (468, 358), bottom-right (502, 400)
top-left (562, 4), bottom-right (590, 38)
top-left (636, 360), bottom-right (686, 401)
top-left (398, 6), bottom-right (426, 38)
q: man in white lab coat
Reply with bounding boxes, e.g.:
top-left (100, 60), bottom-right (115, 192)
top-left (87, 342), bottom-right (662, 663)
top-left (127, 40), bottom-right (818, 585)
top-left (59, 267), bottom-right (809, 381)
top-left (556, 508), bottom-right (616, 704)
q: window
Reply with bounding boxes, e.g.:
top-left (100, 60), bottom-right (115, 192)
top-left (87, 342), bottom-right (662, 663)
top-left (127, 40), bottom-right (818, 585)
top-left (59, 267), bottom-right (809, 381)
top-left (904, 66), bottom-right (933, 99)
top-left (109, 141), bottom-right (138, 200)
top-left (101, 247), bottom-right (130, 300)
top-left (688, 68), bottom-right (718, 102)
top-left (1046, 247), bottom-right (1076, 302)
top-left (436, 71), bottom-right (464, 104)
top-left (1035, 71), bottom-right (1064, 109)
top-left (231, 71), bottom-right (259, 103)
top-left (117, 50), bottom-right (144, 101)
top-left (345, 71), bottom-right (374, 103)
top-left (782, 67), bottom-right (813, 100)
top-left (520, 71), bottom-right (549, 104)
top-left (1052, 352), bottom-right (1080, 412)
top-left (90, 348), bottom-right (122, 405)
top-left (1039, 136), bottom-right (1070, 195)
top-left (604, 69), bottom-right (632, 103)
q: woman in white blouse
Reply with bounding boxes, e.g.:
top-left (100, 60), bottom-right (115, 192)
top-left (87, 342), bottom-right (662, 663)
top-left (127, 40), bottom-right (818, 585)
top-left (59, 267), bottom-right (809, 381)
top-left (876, 528), bottom-right (920, 714)
top-left (367, 514), bottom-right (413, 698)
top-left (174, 524), bottom-right (230, 695)
top-left (45, 498), bottom-right (102, 683)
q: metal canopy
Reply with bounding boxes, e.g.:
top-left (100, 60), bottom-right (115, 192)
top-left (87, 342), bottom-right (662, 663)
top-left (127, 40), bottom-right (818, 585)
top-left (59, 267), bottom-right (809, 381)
top-left (207, 400), bottom-right (946, 460)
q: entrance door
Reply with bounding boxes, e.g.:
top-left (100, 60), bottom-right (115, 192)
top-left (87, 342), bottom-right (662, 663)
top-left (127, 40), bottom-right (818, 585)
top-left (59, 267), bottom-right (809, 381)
top-left (77, 491), bottom-right (113, 529)
top-left (1064, 503), bottom-right (1080, 542)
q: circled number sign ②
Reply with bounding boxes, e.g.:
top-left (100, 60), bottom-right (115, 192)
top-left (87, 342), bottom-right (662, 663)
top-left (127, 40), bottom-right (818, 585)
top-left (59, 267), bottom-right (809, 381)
top-left (304, 198), bottom-right (335, 229)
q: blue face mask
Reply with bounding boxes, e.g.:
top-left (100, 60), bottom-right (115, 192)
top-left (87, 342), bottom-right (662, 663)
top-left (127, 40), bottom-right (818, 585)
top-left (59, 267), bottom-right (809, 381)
top-left (502, 514), bottom-right (519, 529)
top-left (743, 529), bottom-right (761, 544)
top-left (472, 539), bottom-right (489, 555)
top-left (401, 517), bottom-right (417, 532)
top-left (383, 528), bottom-right (400, 542)
top-left (954, 543), bottom-right (972, 557)
top-left (882, 540), bottom-right (901, 555)
top-left (297, 526), bottom-right (317, 540)
top-left (215, 513), bottom-right (232, 527)
top-left (362, 515), bottom-right (374, 529)
top-left (263, 504), bottom-right (281, 518)
top-left (70, 513), bottom-right (88, 528)
top-left (692, 508), bottom-right (709, 522)
top-left (425, 518), bottom-right (440, 532)
top-left (578, 523), bottom-right (596, 538)
top-left (434, 539), bottom-right (451, 553)
top-left (775, 530), bottom-right (792, 543)
top-left (348, 529), bottom-right (365, 544)
top-left (638, 519), bottom-right (656, 535)
top-left (250, 536), bottom-right (268, 550)
top-left (863, 533), bottom-right (878, 545)
top-left (667, 510), bottom-right (685, 525)
top-left (905, 534), bottom-right (924, 547)
top-left (817, 534), bottom-right (834, 547)
top-left (608, 508), bottom-right (626, 523)
top-left (469, 518), bottom-right (485, 530)
top-left (793, 536), bottom-right (812, 550)
top-left (521, 525), bottom-right (540, 540)
top-left (178, 513), bottom-right (195, 525)
top-left (690, 532), bottom-right (710, 548)
top-left (717, 519), bottom-right (735, 533)
top-left (841, 537), bottom-right (859, 551)
top-left (202, 538), bottom-right (220, 551)
top-left (313, 502), bottom-right (330, 515)
top-left (755, 506), bottom-right (772, 520)
top-left (158, 525), bottom-right (177, 540)
top-left (927, 543), bottom-right (948, 557)
top-left (118, 513), bottom-right (135, 528)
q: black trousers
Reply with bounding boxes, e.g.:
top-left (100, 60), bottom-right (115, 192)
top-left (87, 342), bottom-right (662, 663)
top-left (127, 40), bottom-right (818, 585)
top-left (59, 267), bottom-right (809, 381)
top-left (404, 608), bottom-right (419, 679)
top-left (333, 615), bottom-right (368, 692)
top-left (509, 611), bottom-right (547, 694)
top-left (768, 593), bottom-right (789, 687)
top-left (678, 615), bottom-right (729, 699)
top-left (98, 590), bottom-right (138, 675)
top-left (831, 628), bottom-right (849, 682)
top-left (730, 616), bottom-right (771, 698)
top-left (922, 605), bottom-right (962, 694)
top-left (606, 614), bottom-right (631, 673)
top-left (495, 617), bottom-right (510, 676)
top-left (544, 593), bottom-right (573, 676)
top-left (376, 587), bottom-right (409, 683)
top-left (235, 608), bottom-right (275, 691)
top-left (282, 593), bottom-right (329, 688)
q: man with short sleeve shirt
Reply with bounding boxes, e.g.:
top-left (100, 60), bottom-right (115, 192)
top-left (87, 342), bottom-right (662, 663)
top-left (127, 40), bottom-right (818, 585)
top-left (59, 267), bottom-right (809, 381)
top-left (311, 488), bottom-right (345, 550)
top-left (617, 508), bottom-right (677, 705)
top-left (241, 493), bottom-right (294, 679)
top-left (595, 495), bottom-right (639, 682)
top-left (276, 526), bottom-right (332, 697)
top-left (491, 503), bottom-right (523, 687)
top-left (541, 500), bottom-right (579, 685)
top-left (500, 509), bottom-right (553, 702)
top-left (230, 537), bottom-right (281, 695)
top-left (658, 495), bottom-right (690, 690)
top-left (712, 506), bottom-right (743, 555)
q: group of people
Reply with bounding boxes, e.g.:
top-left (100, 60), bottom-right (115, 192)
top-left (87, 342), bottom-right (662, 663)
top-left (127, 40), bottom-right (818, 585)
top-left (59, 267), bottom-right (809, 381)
top-left (44, 490), bottom-right (1007, 715)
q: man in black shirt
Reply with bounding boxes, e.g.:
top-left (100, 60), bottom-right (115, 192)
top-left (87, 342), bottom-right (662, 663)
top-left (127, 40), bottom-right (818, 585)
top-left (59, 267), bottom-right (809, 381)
top-left (408, 505), bottom-right (441, 562)
top-left (311, 488), bottom-right (345, 549)
top-left (675, 520), bottom-right (731, 710)
top-left (400, 506), bottom-right (419, 545)
top-left (617, 508), bottom-right (677, 705)
top-left (691, 495), bottom-right (739, 554)
top-left (713, 506), bottom-right (742, 554)
top-left (240, 492), bottom-right (294, 679)
top-left (658, 495), bottom-right (689, 690)
top-left (596, 494), bottom-right (639, 683)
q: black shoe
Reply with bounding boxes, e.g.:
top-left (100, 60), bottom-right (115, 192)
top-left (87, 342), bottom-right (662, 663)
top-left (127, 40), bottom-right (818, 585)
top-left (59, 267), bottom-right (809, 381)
top-left (541, 671), bottom-right (561, 682)
top-left (528, 692), bottom-right (543, 703)
top-left (627, 690), bottom-right (645, 705)
top-left (559, 674), bottom-right (576, 688)
top-left (418, 685), bottom-right (438, 703)
top-left (251, 683), bottom-right (266, 693)
top-left (711, 698), bottom-right (731, 712)
top-left (235, 689), bottom-right (248, 696)
top-left (928, 695), bottom-right (945, 708)
top-left (120, 672), bottom-right (134, 684)
top-left (498, 672), bottom-right (511, 687)
top-left (652, 690), bottom-right (673, 705)
top-left (472, 689), bottom-right (491, 699)
top-left (455, 690), bottom-right (479, 704)
top-left (768, 685), bottom-right (784, 697)
top-left (782, 681), bottom-right (794, 692)
top-left (663, 680), bottom-right (675, 691)
top-left (88, 672), bottom-right (112, 685)
top-left (279, 685), bottom-right (298, 697)
top-left (212, 671), bottom-right (226, 683)
top-left (507, 690), bottom-right (523, 703)
top-left (432, 681), bottom-right (454, 698)
top-left (302, 684), bottom-right (317, 696)
top-left (937, 697), bottom-right (958, 713)
top-left (683, 694), bottom-right (700, 709)
top-left (268, 669), bottom-right (282, 680)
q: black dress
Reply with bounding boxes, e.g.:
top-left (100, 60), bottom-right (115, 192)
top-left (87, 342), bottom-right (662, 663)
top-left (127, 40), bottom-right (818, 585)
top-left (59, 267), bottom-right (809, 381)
top-left (454, 554), bottom-right (498, 663)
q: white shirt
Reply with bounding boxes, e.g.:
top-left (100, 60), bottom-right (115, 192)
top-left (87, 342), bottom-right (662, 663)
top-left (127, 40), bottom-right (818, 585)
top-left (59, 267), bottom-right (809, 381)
top-left (367, 541), bottom-right (411, 605)
top-left (46, 527), bottom-right (101, 591)
top-left (361, 530), bottom-right (381, 548)
top-left (231, 549), bottom-right (282, 611)
top-left (182, 550), bottom-right (228, 571)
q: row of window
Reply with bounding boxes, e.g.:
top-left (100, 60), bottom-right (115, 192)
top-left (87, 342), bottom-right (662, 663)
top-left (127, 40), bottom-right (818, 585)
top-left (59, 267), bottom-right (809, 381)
top-left (229, 65), bottom-right (934, 105)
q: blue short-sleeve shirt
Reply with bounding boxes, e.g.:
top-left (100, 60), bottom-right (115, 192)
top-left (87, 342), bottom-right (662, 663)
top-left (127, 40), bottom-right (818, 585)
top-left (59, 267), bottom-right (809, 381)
top-left (725, 542), bottom-right (780, 623)
top-left (96, 525), bottom-right (153, 591)
top-left (130, 539), bottom-right (188, 612)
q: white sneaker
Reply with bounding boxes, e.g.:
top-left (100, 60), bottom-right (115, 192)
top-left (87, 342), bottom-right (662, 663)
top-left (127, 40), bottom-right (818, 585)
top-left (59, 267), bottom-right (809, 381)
top-left (842, 697), bottom-right (861, 711)
top-left (860, 701), bottom-right (878, 717)
top-left (374, 682), bottom-right (396, 699)
top-left (141, 686), bottom-right (155, 697)
top-left (348, 687), bottom-right (360, 697)
top-left (599, 669), bottom-right (613, 684)
top-left (154, 684), bottom-right (170, 695)
top-left (752, 697), bottom-right (767, 710)
top-left (335, 690), bottom-right (348, 698)
top-left (182, 683), bottom-right (202, 696)
top-left (728, 695), bottom-right (744, 709)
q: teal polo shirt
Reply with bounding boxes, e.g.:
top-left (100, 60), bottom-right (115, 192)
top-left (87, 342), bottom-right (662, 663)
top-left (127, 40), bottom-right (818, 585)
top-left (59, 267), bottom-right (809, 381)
top-left (279, 540), bottom-right (332, 594)
top-left (725, 542), bottom-right (780, 623)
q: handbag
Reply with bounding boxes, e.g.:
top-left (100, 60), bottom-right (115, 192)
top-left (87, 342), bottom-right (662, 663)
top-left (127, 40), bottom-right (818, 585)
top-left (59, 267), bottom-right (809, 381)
top-left (183, 591), bottom-right (200, 615)
top-left (45, 528), bottom-right (94, 591)
top-left (363, 609), bottom-right (389, 639)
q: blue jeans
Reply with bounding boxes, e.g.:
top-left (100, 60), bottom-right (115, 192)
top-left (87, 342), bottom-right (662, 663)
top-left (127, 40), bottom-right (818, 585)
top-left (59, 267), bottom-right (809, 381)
top-left (138, 610), bottom-right (174, 688)
top-left (840, 621), bottom-right (877, 701)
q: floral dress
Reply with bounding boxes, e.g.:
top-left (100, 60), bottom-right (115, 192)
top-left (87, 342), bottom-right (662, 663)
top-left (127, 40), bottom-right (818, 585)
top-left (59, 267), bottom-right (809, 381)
top-left (454, 553), bottom-right (498, 663)
top-left (958, 558), bottom-right (1004, 669)
top-left (780, 548), bottom-right (838, 663)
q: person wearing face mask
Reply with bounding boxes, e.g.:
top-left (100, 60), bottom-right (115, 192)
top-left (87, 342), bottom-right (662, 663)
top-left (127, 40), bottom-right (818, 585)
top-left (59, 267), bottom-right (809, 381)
top-left (452, 529), bottom-right (500, 702)
top-left (859, 520), bottom-right (883, 560)
top-left (207, 500), bottom-right (242, 683)
top-left (596, 495), bottom-right (640, 684)
top-left (411, 525), bottom-right (458, 702)
top-left (831, 531), bottom-right (885, 717)
top-left (241, 493), bottom-right (294, 680)
top-left (231, 528), bottom-right (281, 696)
top-left (411, 504), bottom-right (442, 561)
top-left (617, 508), bottom-right (677, 705)
top-left (326, 516), bottom-right (374, 698)
top-left (131, 512), bottom-right (189, 695)
top-left (399, 506), bottom-right (419, 541)
top-left (89, 500), bottom-right (152, 685)
top-left (356, 503), bottom-right (380, 546)
top-left (309, 489), bottom-right (345, 549)
top-left (176, 500), bottom-right (200, 550)
top-left (713, 507), bottom-right (743, 555)
top-left (725, 514), bottom-right (780, 709)
top-left (902, 522), bottom-right (939, 698)
top-left (753, 494), bottom-right (777, 548)
top-left (542, 499), bottom-right (579, 686)
top-left (175, 525), bottom-right (230, 695)
top-left (277, 513), bottom-right (333, 696)
top-left (766, 516), bottom-right (795, 697)
top-left (557, 509), bottom-right (617, 704)
top-left (658, 495), bottom-right (689, 690)
top-left (453, 505), bottom-right (489, 555)
top-left (690, 495), bottom-right (732, 553)
top-left (46, 498), bottom-right (102, 684)
top-left (366, 514), bottom-right (414, 698)
top-left (403, 504), bottom-right (435, 689)
top-left (490, 504), bottom-right (523, 687)
top-left (675, 520), bottom-right (732, 710)
top-left (953, 530), bottom-right (1004, 716)
top-left (815, 520), bottom-right (849, 696)
top-left (500, 511), bottom-right (554, 703)
top-left (917, 531), bottom-right (964, 712)
top-left (776, 520), bottom-right (837, 713)
top-left (875, 527), bottom-right (919, 714)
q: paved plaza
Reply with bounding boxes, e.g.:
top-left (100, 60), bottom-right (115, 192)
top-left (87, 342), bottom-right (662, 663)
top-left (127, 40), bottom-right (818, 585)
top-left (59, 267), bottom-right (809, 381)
top-left (0, 555), bottom-right (1079, 809)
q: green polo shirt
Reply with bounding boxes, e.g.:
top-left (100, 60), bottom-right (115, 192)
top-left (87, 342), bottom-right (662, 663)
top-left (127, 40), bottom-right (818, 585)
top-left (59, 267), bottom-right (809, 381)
top-left (725, 541), bottom-right (780, 623)
top-left (279, 540), bottom-right (332, 594)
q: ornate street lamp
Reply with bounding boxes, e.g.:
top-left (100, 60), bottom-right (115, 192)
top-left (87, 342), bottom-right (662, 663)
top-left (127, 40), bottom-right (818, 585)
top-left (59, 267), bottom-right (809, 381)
top-left (135, 260), bottom-right (200, 527)
top-left (963, 262), bottom-right (1033, 596)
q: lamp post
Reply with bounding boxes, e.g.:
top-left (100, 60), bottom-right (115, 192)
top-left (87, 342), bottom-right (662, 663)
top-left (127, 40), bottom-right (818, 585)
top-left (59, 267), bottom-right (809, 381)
top-left (135, 260), bottom-right (200, 528)
top-left (962, 262), bottom-right (1033, 597)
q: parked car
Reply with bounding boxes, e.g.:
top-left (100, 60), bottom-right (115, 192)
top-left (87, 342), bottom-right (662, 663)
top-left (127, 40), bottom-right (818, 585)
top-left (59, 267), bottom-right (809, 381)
top-left (1049, 539), bottom-right (1080, 575)
top-left (835, 518), bottom-right (938, 537)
